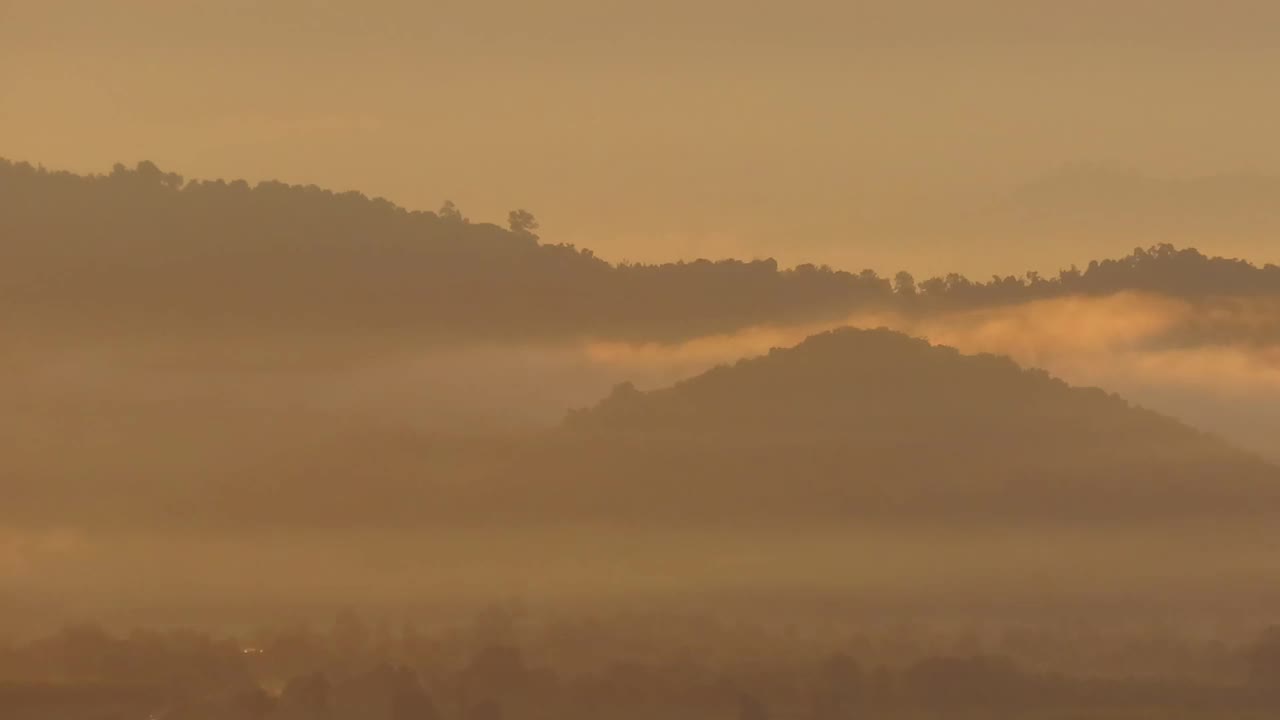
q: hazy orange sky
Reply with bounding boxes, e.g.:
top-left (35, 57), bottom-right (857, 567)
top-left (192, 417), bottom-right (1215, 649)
top-left (4, 0), bottom-right (1280, 275)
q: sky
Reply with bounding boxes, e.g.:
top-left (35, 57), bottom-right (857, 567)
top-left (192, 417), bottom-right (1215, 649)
top-left (4, 0), bottom-right (1280, 275)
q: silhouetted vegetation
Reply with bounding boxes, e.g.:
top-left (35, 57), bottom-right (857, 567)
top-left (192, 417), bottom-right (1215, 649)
top-left (5, 158), bottom-right (1280, 720)
top-left (5, 613), bottom-right (1280, 719)
top-left (5, 159), bottom-right (1279, 343)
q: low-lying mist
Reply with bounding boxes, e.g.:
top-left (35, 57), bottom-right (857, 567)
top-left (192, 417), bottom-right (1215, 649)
top-left (7, 522), bottom-right (1280, 640)
top-left (3, 290), bottom-right (1279, 635)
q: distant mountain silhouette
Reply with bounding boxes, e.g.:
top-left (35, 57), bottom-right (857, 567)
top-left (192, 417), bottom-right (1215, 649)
top-left (4, 158), bottom-right (1279, 344)
top-left (5, 324), bottom-right (1277, 531)
top-left (939, 167), bottom-right (1280, 273)
top-left (528, 328), bottom-right (1280, 525)
top-left (1005, 167), bottom-right (1280, 229)
top-left (0, 159), bottom-right (883, 342)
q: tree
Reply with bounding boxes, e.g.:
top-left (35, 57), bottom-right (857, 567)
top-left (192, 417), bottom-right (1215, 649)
top-left (507, 208), bottom-right (539, 236)
top-left (893, 270), bottom-right (917, 296)
top-left (439, 200), bottom-right (465, 223)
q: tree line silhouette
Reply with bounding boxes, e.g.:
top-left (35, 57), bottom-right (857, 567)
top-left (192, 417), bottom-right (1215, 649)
top-left (6, 612), bottom-right (1280, 719)
top-left (4, 158), bottom-right (1279, 342)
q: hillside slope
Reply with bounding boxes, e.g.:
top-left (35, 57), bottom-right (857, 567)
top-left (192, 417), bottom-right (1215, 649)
top-left (532, 328), bottom-right (1280, 525)
top-left (4, 158), bottom-right (1280, 344)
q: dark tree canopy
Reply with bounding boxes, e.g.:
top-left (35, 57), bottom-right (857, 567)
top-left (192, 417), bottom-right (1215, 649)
top-left (4, 158), bottom-right (1279, 344)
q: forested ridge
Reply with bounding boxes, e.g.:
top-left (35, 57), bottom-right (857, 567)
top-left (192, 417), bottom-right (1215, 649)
top-left (4, 158), bottom-right (1279, 342)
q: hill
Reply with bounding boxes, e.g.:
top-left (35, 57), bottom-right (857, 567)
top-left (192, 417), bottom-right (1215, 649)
top-left (53, 327), bottom-right (1275, 531)
top-left (0, 159), bottom-right (884, 342)
top-left (4, 158), bottom-right (1280, 345)
top-left (529, 328), bottom-right (1280, 526)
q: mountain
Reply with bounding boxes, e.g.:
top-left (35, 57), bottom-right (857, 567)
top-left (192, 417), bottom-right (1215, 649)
top-left (4, 158), bottom-right (1280, 346)
top-left (0, 158), bottom-right (886, 343)
top-left (525, 328), bottom-right (1280, 526)
top-left (41, 327), bottom-right (1279, 532)
top-left (6, 158), bottom-right (1280, 532)
top-left (70, 327), bottom-right (1278, 530)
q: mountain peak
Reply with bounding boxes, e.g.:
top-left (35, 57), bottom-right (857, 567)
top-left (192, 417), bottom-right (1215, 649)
top-left (554, 328), bottom-right (1277, 524)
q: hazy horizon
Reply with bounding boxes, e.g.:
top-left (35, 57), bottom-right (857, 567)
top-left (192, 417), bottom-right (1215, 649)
top-left (7, 1), bottom-right (1280, 276)
top-left (5, 4), bottom-right (1280, 717)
